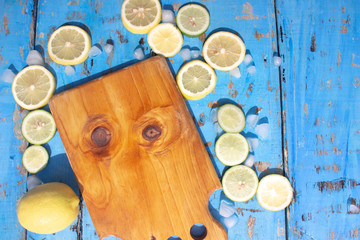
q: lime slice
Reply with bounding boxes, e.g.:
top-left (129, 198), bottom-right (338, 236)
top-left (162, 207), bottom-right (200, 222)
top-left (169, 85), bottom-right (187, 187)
top-left (11, 65), bottom-right (56, 110)
top-left (203, 31), bottom-right (246, 71)
top-left (48, 25), bottom-right (91, 65)
top-left (257, 174), bottom-right (293, 211)
top-left (147, 23), bottom-right (183, 57)
top-left (21, 110), bottom-right (57, 145)
top-left (217, 104), bottom-right (245, 133)
top-left (176, 60), bottom-right (216, 100)
top-left (215, 133), bottom-right (249, 166)
top-left (22, 145), bottom-right (49, 174)
top-left (176, 4), bottom-right (210, 37)
top-left (222, 165), bottom-right (258, 202)
top-left (121, 0), bottom-right (161, 34)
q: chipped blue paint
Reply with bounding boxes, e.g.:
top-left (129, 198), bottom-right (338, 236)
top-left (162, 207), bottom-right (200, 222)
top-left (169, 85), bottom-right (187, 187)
top-left (276, 0), bottom-right (360, 239)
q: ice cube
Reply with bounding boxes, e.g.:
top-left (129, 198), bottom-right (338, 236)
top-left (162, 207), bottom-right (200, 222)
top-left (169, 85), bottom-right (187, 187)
top-left (247, 65), bottom-right (256, 75)
top-left (162, 9), bottom-right (175, 24)
top-left (273, 55), bottom-right (282, 66)
top-left (243, 154), bottom-right (255, 167)
top-left (213, 122), bottom-right (223, 136)
top-left (191, 49), bottom-right (200, 59)
top-left (65, 65), bottom-right (75, 76)
top-left (133, 47), bottom-right (145, 60)
top-left (243, 53), bottom-right (253, 65)
top-left (229, 67), bottom-right (241, 78)
top-left (104, 43), bottom-right (114, 54)
top-left (20, 109), bottom-right (29, 118)
top-left (350, 204), bottom-right (360, 214)
top-left (0, 69), bottom-right (16, 83)
top-left (247, 137), bottom-right (259, 152)
top-left (246, 114), bottom-right (260, 129)
top-left (88, 45), bottom-right (102, 58)
top-left (26, 50), bottom-right (44, 66)
top-left (27, 175), bottom-right (43, 190)
top-left (223, 214), bottom-right (238, 229)
top-left (219, 200), bottom-right (236, 218)
top-left (255, 123), bottom-right (269, 140)
top-left (210, 108), bottom-right (218, 123)
top-left (179, 48), bottom-right (191, 61)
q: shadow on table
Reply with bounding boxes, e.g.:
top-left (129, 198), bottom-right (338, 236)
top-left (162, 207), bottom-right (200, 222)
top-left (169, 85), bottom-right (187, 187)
top-left (37, 153), bottom-right (80, 195)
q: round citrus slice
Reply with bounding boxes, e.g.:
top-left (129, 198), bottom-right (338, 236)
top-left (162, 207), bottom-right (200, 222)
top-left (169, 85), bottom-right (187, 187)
top-left (257, 174), bottom-right (293, 211)
top-left (121, 0), bottom-right (161, 34)
top-left (48, 25), bottom-right (91, 65)
top-left (147, 23), bottom-right (183, 57)
top-left (222, 165), bottom-right (258, 202)
top-left (12, 65), bottom-right (56, 110)
top-left (176, 4), bottom-right (210, 37)
top-left (176, 60), bottom-right (216, 100)
top-left (217, 104), bottom-right (245, 133)
top-left (21, 110), bottom-right (57, 145)
top-left (203, 31), bottom-right (246, 71)
top-left (215, 133), bottom-right (249, 166)
top-left (22, 145), bottom-right (49, 174)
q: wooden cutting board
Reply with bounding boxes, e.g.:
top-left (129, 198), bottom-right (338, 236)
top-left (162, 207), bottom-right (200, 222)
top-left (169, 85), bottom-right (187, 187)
top-left (49, 56), bottom-right (227, 240)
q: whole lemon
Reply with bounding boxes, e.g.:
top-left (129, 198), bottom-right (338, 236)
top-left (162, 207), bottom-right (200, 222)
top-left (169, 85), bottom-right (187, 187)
top-left (17, 182), bottom-right (79, 234)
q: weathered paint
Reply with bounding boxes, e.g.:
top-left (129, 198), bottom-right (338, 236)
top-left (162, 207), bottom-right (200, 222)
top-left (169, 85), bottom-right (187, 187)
top-left (276, 0), bottom-right (360, 239)
top-left (0, 0), bottom-right (34, 239)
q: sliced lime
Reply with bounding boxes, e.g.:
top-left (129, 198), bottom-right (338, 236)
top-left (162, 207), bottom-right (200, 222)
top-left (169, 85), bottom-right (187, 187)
top-left (21, 110), bottom-right (57, 145)
top-left (222, 165), bottom-right (258, 202)
top-left (22, 145), bottom-right (49, 174)
top-left (176, 4), bottom-right (210, 37)
top-left (217, 104), bottom-right (245, 133)
top-left (257, 174), bottom-right (293, 211)
top-left (215, 133), bottom-right (249, 166)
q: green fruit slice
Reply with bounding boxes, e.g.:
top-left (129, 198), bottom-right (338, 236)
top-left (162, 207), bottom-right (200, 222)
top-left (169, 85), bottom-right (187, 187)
top-left (217, 104), bottom-right (246, 133)
top-left (176, 4), bottom-right (210, 37)
top-left (22, 145), bottom-right (49, 173)
top-left (215, 133), bottom-right (249, 166)
top-left (222, 165), bottom-right (258, 202)
top-left (21, 110), bottom-right (57, 145)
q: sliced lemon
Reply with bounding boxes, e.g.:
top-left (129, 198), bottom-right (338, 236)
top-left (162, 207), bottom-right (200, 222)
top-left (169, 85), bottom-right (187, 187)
top-left (21, 110), bottom-right (57, 145)
top-left (12, 65), bottom-right (56, 110)
top-left (222, 165), bottom-right (258, 202)
top-left (217, 104), bottom-right (246, 133)
top-left (203, 31), bottom-right (246, 71)
top-left (176, 4), bottom-right (210, 37)
top-left (257, 174), bottom-right (293, 211)
top-left (176, 60), bottom-right (216, 100)
top-left (121, 0), bottom-right (161, 34)
top-left (147, 23), bottom-right (183, 57)
top-left (215, 133), bottom-right (249, 166)
top-left (48, 25), bottom-right (91, 65)
top-left (22, 145), bottom-right (49, 174)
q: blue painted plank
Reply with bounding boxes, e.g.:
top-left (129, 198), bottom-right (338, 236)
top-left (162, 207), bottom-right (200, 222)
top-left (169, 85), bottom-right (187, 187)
top-left (276, 0), bottom-right (360, 239)
top-left (34, 0), bottom-right (284, 239)
top-left (0, 0), bottom-right (34, 239)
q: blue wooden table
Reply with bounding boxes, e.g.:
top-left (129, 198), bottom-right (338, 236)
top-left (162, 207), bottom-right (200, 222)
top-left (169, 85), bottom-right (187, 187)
top-left (0, 0), bottom-right (359, 239)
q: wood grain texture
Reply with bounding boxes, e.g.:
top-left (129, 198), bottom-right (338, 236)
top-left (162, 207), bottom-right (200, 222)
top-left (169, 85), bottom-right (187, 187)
top-left (0, 0), bottom-right (34, 239)
top-left (49, 56), bottom-right (227, 240)
top-left (276, 0), bottom-right (360, 239)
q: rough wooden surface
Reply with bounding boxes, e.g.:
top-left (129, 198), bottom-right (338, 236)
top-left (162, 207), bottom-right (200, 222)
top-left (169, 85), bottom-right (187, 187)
top-left (49, 56), bottom-right (227, 240)
top-left (1, 0), bottom-right (359, 239)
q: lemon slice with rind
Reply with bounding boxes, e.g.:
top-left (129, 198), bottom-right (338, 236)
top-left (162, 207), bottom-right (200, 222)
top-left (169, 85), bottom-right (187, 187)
top-left (12, 65), bottom-right (56, 110)
top-left (176, 4), bottom-right (210, 37)
top-left (203, 31), bottom-right (246, 71)
top-left (215, 133), bottom-right (249, 166)
top-left (22, 145), bottom-right (49, 174)
top-left (48, 25), bottom-right (91, 65)
top-left (121, 0), bottom-right (161, 34)
top-left (217, 104), bottom-right (246, 133)
top-left (176, 60), bottom-right (216, 100)
top-left (147, 23), bottom-right (183, 57)
top-left (257, 174), bottom-right (293, 211)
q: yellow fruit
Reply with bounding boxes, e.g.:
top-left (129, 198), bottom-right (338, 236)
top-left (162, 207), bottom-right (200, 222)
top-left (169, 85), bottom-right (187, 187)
top-left (121, 0), bottom-right (161, 34)
top-left (48, 25), bottom-right (91, 65)
top-left (17, 182), bottom-right (79, 234)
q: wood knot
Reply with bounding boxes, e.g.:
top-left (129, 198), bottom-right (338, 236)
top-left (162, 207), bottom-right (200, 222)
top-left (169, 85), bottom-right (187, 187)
top-left (142, 125), bottom-right (161, 141)
top-left (91, 127), bottom-right (111, 147)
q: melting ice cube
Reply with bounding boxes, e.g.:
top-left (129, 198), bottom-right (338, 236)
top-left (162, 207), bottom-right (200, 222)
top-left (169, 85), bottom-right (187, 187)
top-left (133, 47), bottom-right (145, 60)
top-left (255, 123), bottom-right (269, 140)
top-left (26, 50), bottom-right (44, 66)
top-left (0, 69), bottom-right (16, 83)
top-left (243, 53), bottom-right (253, 65)
top-left (229, 67), bottom-right (241, 78)
top-left (191, 49), bottom-right (200, 59)
top-left (243, 154), bottom-right (255, 168)
top-left (162, 9), bottom-right (175, 24)
top-left (223, 214), bottom-right (238, 229)
top-left (104, 43), bottom-right (114, 54)
top-left (27, 175), bottom-right (43, 190)
top-left (179, 48), bottom-right (191, 61)
top-left (273, 55), bottom-right (282, 66)
top-left (88, 45), bottom-right (102, 58)
top-left (247, 65), bottom-right (256, 75)
top-left (247, 137), bottom-right (259, 152)
top-left (219, 200), bottom-right (236, 218)
top-left (65, 65), bottom-right (75, 76)
top-left (246, 114), bottom-right (260, 129)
